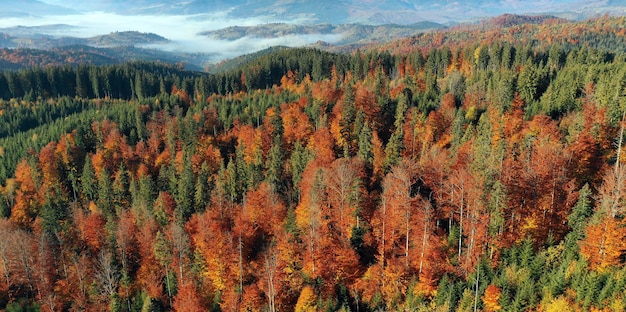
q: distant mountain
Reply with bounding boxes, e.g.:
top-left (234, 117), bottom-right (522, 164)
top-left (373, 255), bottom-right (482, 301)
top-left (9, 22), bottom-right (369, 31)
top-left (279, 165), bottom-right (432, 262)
top-left (38, 0), bottom-right (626, 24)
top-left (488, 14), bottom-right (563, 28)
top-left (0, 45), bottom-right (208, 71)
top-left (201, 22), bottom-right (446, 46)
top-left (0, 30), bottom-right (169, 49)
top-left (377, 14), bottom-right (626, 56)
top-left (0, 25), bottom-right (80, 39)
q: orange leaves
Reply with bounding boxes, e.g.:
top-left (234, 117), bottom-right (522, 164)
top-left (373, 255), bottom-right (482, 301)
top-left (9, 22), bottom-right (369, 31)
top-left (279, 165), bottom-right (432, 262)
top-left (354, 85), bottom-right (380, 129)
top-left (325, 158), bottom-right (364, 237)
top-left (10, 160), bottom-right (40, 228)
top-left (235, 124), bottom-right (264, 164)
top-left (281, 100), bottom-right (313, 147)
top-left (79, 208), bottom-right (107, 254)
top-left (567, 133), bottom-right (603, 186)
top-left (172, 281), bottom-right (205, 312)
top-left (307, 127), bottom-right (336, 166)
top-left (91, 121), bottom-right (132, 176)
top-left (294, 161), bottom-right (360, 287)
top-left (171, 85), bottom-right (191, 106)
top-left (241, 182), bottom-right (286, 235)
top-left (580, 217), bottom-right (626, 271)
top-left (356, 261), bottom-right (409, 309)
top-left (38, 142), bottom-right (60, 193)
top-left (482, 284), bottom-right (503, 311)
top-left (311, 79), bottom-right (342, 105)
top-left (280, 70), bottom-right (298, 92)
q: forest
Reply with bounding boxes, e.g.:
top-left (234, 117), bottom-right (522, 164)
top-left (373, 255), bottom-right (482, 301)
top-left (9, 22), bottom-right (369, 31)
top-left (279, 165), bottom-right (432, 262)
top-left (1, 15), bottom-right (626, 312)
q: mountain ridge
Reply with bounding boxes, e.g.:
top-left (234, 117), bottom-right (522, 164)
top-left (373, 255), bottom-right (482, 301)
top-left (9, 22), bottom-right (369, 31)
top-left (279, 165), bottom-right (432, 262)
top-left (36, 0), bottom-right (626, 24)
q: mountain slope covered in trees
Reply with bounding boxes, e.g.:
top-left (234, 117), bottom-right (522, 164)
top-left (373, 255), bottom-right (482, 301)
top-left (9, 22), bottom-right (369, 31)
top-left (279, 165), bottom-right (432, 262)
top-left (2, 15), bottom-right (626, 312)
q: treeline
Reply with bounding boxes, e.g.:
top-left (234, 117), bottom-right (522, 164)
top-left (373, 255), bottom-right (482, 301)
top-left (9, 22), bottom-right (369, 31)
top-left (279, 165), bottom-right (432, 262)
top-left (2, 37), bottom-right (626, 312)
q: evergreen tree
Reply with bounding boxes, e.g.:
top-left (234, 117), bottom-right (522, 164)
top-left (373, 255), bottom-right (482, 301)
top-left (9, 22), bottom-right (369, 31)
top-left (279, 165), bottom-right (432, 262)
top-left (340, 84), bottom-right (356, 157)
top-left (357, 121), bottom-right (373, 164)
top-left (113, 162), bottom-right (131, 212)
top-left (98, 168), bottom-right (114, 217)
top-left (266, 137), bottom-right (284, 193)
top-left (194, 161), bottom-right (211, 212)
top-left (176, 151), bottom-right (195, 222)
top-left (82, 155), bottom-right (97, 202)
top-left (565, 183), bottom-right (593, 253)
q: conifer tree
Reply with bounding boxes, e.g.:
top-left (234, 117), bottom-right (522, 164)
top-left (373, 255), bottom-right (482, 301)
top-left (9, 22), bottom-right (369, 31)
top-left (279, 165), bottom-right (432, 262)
top-left (82, 155), bottom-right (97, 202)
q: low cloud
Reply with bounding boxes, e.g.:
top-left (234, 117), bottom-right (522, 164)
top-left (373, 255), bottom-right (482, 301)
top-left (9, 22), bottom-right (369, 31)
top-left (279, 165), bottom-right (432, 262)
top-left (0, 11), bottom-right (339, 62)
top-left (141, 33), bottom-right (344, 61)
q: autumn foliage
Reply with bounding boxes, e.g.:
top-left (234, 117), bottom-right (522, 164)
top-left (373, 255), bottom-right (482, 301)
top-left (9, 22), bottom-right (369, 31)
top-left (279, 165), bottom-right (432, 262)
top-left (3, 15), bottom-right (626, 311)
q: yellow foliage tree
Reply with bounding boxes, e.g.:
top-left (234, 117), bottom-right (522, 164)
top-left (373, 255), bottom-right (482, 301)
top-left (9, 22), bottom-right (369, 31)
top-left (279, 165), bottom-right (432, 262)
top-left (295, 286), bottom-right (317, 312)
top-left (482, 284), bottom-right (502, 312)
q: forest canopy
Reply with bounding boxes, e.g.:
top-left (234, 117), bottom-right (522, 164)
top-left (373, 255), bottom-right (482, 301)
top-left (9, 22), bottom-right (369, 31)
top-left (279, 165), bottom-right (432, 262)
top-left (1, 15), bottom-right (626, 312)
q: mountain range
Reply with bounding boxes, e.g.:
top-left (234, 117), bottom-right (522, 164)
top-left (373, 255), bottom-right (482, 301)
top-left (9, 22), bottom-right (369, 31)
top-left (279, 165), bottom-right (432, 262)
top-left (1, 0), bottom-right (626, 69)
top-left (17, 0), bottom-right (626, 24)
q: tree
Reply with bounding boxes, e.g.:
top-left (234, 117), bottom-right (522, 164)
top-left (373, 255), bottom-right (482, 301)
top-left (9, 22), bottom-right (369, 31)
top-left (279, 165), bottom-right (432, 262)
top-left (379, 160), bottom-right (418, 268)
top-left (172, 281), bottom-right (204, 312)
top-left (176, 151), bottom-right (195, 222)
top-left (154, 230), bottom-right (174, 307)
top-left (339, 84), bottom-right (356, 157)
top-left (266, 137), bottom-right (284, 193)
top-left (0, 219), bottom-right (15, 291)
top-left (281, 100), bottom-right (313, 147)
top-left (116, 210), bottom-right (138, 311)
top-left (94, 250), bottom-right (120, 309)
top-left (10, 159), bottom-right (40, 228)
top-left (325, 158), bottom-right (363, 238)
top-left (580, 167), bottom-right (626, 270)
top-left (194, 161), bottom-right (211, 212)
top-left (295, 166), bottom-right (325, 277)
top-left (580, 216), bottom-right (626, 271)
top-left (82, 155), bottom-right (97, 202)
top-left (566, 183), bottom-right (593, 248)
top-left (357, 121), bottom-right (373, 164)
top-left (295, 286), bottom-right (317, 312)
top-left (113, 162), bottom-right (131, 212)
top-left (97, 168), bottom-right (114, 218)
top-left (482, 284), bottom-right (502, 312)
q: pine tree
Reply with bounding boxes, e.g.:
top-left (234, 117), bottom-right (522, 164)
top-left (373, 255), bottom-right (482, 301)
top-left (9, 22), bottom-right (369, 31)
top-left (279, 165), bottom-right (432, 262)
top-left (266, 137), bottom-right (284, 193)
top-left (98, 168), bottom-right (114, 218)
top-left (176, 151), bottom-right (195, 222)
top-left (340, 84), bottom-right (356, 157)
top-left (194, 161), bottom-right (210, 212)
top-left (113, 162), bottom-right (130, 212)
top-left (82, 155), bottom-right (97, 202)
top-left (357, 122), bottom-right (373, 164)
top-left (566, 183), bottom-right (593, 251)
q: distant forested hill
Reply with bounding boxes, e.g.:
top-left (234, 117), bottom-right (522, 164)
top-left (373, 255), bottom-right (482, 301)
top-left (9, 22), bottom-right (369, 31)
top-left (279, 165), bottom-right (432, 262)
top-left (379, 15), bottom-right (626, 54)
top-left (0, 45), bottom-right (207, 71)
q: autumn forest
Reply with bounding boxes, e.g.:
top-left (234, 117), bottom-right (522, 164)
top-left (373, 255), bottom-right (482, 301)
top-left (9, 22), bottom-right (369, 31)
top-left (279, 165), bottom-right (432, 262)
top-left (2, 15), bottom-right (626, 312)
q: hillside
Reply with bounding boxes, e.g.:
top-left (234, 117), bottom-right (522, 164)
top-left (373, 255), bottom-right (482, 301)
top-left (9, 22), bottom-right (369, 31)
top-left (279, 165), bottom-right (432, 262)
top-left (377, 15), bottom-right (626, 54)
top-left (0, 30), bottom-right (170, 49)
top-left (0, 45), bottom-right (207, 71)
top-left (3, 14), bottom-right (626, 312)
top-left (202, 22), bottom-right (445, 46)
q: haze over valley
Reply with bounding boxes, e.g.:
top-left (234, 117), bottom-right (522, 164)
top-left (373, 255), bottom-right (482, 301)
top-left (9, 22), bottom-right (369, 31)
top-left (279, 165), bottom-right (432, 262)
top-left (0, 0), bottom-right (624, 69)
